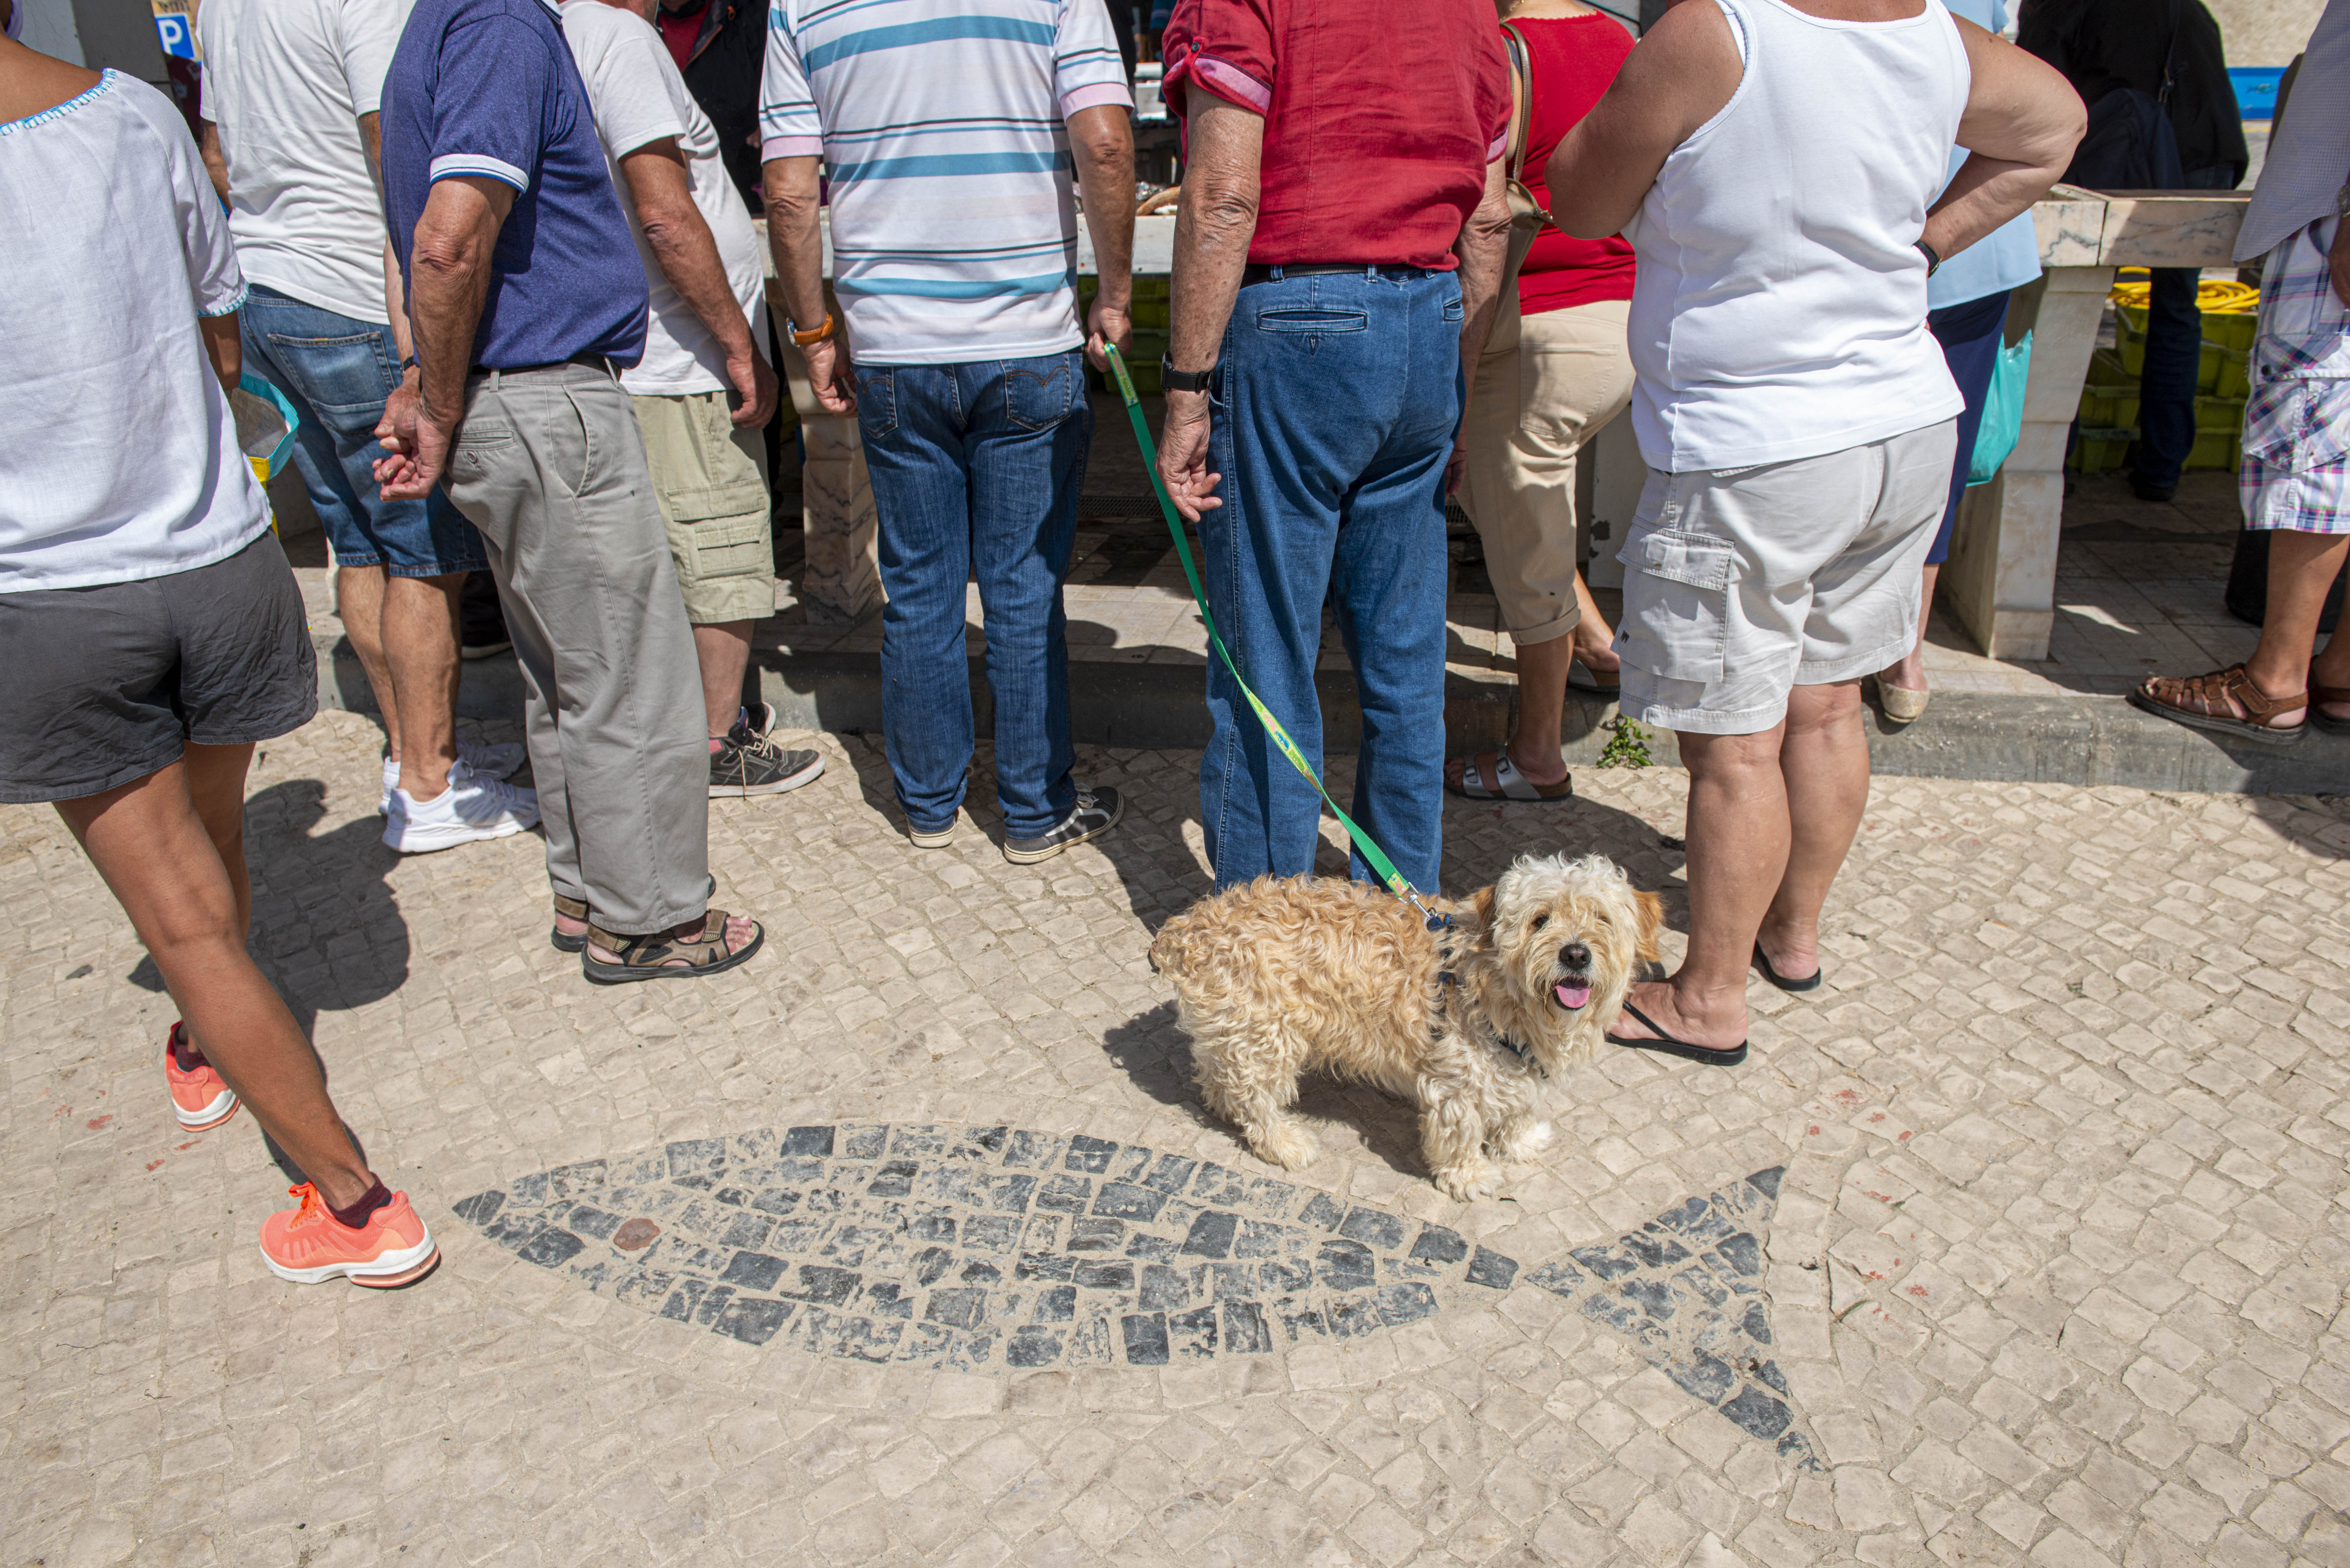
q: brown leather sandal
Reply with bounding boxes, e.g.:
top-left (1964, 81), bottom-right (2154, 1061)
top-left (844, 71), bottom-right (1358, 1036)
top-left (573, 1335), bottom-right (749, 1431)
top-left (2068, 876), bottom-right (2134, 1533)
top-left (2313, 676), bottom-right (2350, 737)
top-left (581, 909), bottom-right (764, 984)
top-left (2129, 664), bottom-right (2307, 748)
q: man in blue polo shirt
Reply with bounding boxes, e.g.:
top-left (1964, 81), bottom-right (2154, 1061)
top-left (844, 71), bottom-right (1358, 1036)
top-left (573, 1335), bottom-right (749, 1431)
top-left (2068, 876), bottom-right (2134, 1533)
top-left (375, 0), bottom-right (766, 983)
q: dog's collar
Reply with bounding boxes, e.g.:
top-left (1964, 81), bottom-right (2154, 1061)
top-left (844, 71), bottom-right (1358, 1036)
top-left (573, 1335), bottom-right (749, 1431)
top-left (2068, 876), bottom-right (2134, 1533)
top-left (1427, 913), bottom-right (1544, 1075)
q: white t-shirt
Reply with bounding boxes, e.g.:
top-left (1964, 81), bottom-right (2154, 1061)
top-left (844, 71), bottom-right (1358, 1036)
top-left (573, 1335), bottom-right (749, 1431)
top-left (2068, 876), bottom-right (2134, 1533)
top-left (560, 0), bottom-right (768, 398)
top-left (197, 0), bottom-right (410, 324)
top-left (0, 72), bottom-right (269, 592)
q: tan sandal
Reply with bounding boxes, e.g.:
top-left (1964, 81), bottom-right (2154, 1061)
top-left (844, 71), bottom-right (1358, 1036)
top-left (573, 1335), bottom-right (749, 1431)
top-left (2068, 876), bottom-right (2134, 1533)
top-left (2129, 664), bottom-right (2306, 747)
top-left (550, 893), bottom-right (588, 954)
top-left (581, 909), bottom-right (764, 984)
top-left (2313, 675), bottom-right (2350, 737)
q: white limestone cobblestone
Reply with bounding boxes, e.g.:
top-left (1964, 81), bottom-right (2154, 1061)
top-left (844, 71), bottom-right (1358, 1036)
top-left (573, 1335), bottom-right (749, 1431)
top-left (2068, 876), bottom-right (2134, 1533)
top-left (2, 710), bottom-right (2347, 1565)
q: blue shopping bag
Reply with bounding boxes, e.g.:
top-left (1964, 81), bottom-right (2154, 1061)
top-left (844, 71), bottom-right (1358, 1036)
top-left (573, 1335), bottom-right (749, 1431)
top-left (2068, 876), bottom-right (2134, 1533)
top-left (1968, 328), bottom-right (2031, 486)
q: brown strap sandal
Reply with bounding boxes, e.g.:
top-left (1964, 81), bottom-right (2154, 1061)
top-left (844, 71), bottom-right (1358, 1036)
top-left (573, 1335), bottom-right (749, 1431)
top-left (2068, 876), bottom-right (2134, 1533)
top-left (2128, 664), bottom-right (2306, 748)
top-left (581, 908), bottom-right (764, 985)
top-left (2312, 676), bottom-right (2350, 737)
top-left (550, 893), bottom-right (589, 954)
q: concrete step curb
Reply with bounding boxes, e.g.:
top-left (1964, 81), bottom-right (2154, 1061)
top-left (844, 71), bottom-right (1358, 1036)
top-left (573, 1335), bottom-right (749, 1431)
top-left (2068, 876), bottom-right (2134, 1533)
top-left (322, 631), bottom-right (2349, 796)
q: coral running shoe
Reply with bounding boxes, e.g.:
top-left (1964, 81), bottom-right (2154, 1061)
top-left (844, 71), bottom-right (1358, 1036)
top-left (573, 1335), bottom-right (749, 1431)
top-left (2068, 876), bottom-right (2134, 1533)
top-left (165, 1022), bottom-right (239, 1131)
top-left (259, 1183), bottom-right (440, 1287)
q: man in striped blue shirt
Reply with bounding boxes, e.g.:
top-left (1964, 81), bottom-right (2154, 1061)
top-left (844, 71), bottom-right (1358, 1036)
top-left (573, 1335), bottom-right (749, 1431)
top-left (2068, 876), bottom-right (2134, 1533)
top-left (761, 0), bottom-right (1137, 864)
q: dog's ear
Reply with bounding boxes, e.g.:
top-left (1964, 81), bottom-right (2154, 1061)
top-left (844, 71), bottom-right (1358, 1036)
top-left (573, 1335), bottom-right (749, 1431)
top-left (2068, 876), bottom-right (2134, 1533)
top-left (1634, 890), bottom-right (1664, 963)
top-left (1470, 886), bottom-right (1497, 930)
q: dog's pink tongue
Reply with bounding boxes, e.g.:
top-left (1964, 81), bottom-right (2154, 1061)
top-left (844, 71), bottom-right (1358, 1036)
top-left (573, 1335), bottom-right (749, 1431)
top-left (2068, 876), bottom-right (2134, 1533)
top-left (1555, 982), bottom-right (1591, 1010)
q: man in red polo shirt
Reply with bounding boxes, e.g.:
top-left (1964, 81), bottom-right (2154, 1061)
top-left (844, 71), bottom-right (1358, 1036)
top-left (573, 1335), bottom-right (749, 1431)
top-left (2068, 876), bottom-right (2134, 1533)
top-left (1156, 0), bottom-right (1511, 894)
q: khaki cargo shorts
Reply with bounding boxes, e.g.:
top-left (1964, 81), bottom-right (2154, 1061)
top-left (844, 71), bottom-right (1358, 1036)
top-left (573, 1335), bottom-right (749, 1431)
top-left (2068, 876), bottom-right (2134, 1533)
top-left (1614, 419), bottom-right (1958, 736)
top-left (631, 389), bottom-right (776, 625)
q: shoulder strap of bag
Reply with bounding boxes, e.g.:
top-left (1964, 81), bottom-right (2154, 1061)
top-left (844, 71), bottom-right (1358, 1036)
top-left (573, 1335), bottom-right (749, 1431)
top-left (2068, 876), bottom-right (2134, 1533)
top-left (1499, 20), bottom-right (1535, 186)
top-left (2159, 0), bottom-right (2183, 108)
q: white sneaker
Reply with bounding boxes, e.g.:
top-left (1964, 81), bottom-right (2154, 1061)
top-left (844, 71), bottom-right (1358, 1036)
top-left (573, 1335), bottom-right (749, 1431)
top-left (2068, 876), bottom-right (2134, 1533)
top-left (382, 760), bottom-right (539, 852)
top-left (378, 742), bottom-right (528, 815)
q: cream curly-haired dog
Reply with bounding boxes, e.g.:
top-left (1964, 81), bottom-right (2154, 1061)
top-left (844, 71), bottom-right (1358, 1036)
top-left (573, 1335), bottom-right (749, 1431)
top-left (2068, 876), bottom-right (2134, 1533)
top-left (1150, 854), bottom-right (1662, 1201)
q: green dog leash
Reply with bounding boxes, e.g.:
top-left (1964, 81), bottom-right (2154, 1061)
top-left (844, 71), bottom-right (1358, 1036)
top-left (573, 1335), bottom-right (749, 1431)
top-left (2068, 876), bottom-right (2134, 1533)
top-left (1102, 343), bottom-right (1442, 924)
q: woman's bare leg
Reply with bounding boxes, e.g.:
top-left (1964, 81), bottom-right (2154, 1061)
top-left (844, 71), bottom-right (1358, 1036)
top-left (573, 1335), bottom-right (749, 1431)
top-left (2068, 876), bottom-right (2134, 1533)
top-left (56, 747), bottom-right (376, 1208)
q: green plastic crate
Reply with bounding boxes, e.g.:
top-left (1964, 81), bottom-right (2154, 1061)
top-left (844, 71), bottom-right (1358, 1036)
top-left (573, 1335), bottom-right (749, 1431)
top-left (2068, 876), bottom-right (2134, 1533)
top-left (2072, 423), bottom-right (2241, 473)
top-left (2073, 426), bottom-right (2133, 473)
top-left (2198, 394), bottom-right (2244, 433)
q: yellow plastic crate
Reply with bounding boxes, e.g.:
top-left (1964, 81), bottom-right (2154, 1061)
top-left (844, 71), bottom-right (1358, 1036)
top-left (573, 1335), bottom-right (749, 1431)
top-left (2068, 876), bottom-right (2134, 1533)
top-left (2077, 347), bottom-right (2137, 428)
top-left (2113, 304), bottom-right (2258, 392)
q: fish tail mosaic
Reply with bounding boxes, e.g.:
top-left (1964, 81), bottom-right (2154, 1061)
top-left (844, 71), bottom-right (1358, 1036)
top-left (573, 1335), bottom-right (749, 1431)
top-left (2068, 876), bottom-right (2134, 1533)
top-left (455, 1125), bottom-right (1817, 1465)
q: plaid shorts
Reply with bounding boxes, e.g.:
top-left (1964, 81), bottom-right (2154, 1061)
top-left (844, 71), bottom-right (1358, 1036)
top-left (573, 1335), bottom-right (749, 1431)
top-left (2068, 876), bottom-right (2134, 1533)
top-left (2242, 215), bottom-right (2350, 534)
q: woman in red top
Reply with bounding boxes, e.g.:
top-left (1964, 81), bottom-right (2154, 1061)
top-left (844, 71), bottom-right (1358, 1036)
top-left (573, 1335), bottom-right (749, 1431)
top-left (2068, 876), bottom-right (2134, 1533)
top-left (1447, 0), bottom-right (1638, 803)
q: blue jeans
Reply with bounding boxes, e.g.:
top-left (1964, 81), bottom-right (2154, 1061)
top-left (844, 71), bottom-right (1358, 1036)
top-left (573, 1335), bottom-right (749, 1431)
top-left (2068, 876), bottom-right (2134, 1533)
top-left (2135, 168), bottom-right (2237, 493)
top-left (239, 284), bottom-right (484, 575)
top-left (1923, 288), bottom-right (2010, 565)
top-left (1200, 266), bottom-right (1461, 893)
top-left (856, 351), bottom-right (1089, 838)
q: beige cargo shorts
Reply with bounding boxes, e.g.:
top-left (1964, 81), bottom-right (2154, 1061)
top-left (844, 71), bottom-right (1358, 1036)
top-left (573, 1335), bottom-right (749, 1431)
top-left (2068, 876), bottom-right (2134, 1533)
top-left (631, 389), bottom-right (776, 626)
top-left (1614, 418), bottom-right (1958, 736)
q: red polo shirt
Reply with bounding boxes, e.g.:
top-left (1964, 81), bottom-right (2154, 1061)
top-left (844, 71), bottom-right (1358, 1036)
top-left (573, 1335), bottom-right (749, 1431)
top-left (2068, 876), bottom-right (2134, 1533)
top-left (1163, 0), bottom-right (1510, 273)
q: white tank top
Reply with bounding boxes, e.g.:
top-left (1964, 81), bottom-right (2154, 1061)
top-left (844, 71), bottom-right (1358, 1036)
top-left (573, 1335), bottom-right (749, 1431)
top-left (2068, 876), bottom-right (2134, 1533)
top-left (1623, 0), bottom-right (1970, 472)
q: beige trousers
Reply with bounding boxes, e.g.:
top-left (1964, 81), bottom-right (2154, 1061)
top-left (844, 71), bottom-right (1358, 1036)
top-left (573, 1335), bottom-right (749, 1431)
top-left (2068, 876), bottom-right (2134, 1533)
top-left (1458, 298), bottom-right (1636, 645)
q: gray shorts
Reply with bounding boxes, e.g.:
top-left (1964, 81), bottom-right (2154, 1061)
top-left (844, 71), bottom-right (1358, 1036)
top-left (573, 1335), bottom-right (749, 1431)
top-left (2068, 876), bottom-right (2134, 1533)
top-left (1614, 420), bottom-right (1958, 736)
top-left (0, 530), bottom-right (318, 803)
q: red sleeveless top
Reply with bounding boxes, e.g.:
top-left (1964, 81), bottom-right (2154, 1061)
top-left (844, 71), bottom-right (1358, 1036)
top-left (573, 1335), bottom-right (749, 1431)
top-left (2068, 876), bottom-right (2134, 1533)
top-left (1510, 14), bottom-right (1638, 315)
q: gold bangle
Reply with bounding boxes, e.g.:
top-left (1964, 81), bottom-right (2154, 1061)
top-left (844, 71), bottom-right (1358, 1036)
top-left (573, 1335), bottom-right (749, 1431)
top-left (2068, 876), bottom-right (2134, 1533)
top-left (789, 312), bottom-right (834, 347)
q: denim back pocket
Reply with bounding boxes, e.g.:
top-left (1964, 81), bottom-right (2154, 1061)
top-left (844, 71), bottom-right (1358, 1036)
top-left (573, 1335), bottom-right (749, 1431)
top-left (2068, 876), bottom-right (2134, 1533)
top-left (1619, 522), bottom-right (1735, 685)
top-left (856, 366), bottom-right (898, 440)
top-left (1256, 307), bottom-right (1369, 336)
top-left (263, 328), bottom-right (398, 422)
top-left (1003, 355), bottom-right (1076, 431)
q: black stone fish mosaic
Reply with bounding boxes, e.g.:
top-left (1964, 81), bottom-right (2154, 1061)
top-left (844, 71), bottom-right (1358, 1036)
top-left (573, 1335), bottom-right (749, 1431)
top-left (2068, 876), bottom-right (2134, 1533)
top-left (454, 1126), bottom-right (1812, 1463)
top-left (1522, 1167), bottom-right (1818, 1468)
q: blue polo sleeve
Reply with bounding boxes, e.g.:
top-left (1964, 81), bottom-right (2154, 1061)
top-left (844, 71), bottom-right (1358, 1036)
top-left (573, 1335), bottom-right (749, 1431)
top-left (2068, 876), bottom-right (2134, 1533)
top-left (426, 13), bottom-right (557, 192)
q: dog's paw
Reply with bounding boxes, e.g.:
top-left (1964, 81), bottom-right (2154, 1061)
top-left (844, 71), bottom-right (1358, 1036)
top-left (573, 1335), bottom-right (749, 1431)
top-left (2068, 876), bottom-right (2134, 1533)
top-left (1496, 1120), bottom-right (1554, 1162)
top-left (1248, 1123), bottom-right (1321, 1172)
top-left (1433, 1159), bottom-right (1500, 1203)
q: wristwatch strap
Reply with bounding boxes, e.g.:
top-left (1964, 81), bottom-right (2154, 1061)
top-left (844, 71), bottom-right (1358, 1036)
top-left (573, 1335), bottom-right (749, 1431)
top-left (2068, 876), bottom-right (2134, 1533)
top-left (787, 312), bottom-right (835, 347)
top-left (1160, 356), bottom-right (1214, 394)
top-left (1916, 239), bottom-right (1942, 277)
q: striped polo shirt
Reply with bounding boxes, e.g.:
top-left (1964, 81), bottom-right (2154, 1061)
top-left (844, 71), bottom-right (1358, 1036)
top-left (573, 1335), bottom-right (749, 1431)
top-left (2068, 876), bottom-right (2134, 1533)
top-left (759, 0), bottom-right (1131, 365)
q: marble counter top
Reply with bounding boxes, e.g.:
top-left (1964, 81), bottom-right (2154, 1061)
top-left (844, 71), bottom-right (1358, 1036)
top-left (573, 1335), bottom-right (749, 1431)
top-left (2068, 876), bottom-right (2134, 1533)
top-left (2036, 185), bottom-right (2252, 269)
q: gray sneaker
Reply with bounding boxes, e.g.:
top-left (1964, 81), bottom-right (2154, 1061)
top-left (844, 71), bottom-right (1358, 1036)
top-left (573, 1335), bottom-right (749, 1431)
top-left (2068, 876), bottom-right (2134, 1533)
top-left (709, 720), bottom-right (824, 798)
top-left (1004, 786), bottom-right (1123, 864)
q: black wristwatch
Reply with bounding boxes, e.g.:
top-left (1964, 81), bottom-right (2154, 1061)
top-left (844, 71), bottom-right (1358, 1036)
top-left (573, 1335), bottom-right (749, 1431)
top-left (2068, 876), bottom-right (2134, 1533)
top-left (1915, 239), bottom-right (1942, 277)
top-left (398, 353), bottom-right (419, 375)
top-left (1160, 356), bottom-right (1215, 394)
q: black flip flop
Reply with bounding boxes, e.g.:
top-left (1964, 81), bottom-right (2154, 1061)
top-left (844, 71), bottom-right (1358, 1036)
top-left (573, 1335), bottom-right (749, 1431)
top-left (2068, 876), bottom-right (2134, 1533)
top-left (1605, 1001), bottom-right (1747, 1066)
top-left (1751, 943), bottom-right (1820, 993)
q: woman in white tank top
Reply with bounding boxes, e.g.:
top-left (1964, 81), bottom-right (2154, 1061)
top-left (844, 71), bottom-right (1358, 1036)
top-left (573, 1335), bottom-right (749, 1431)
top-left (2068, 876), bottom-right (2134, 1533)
top-left (1621, 0), bottom-right (1970, 474)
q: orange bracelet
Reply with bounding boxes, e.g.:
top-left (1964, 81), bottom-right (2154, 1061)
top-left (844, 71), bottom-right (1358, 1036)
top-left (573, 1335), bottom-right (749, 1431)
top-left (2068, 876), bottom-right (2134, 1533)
top-left (788, 312), bottom-right (834, 347)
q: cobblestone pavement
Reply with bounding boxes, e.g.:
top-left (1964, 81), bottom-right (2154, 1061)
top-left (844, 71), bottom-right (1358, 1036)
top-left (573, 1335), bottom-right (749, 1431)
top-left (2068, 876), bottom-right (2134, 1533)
top-left (5, 710), bottom-right (2350, 1568)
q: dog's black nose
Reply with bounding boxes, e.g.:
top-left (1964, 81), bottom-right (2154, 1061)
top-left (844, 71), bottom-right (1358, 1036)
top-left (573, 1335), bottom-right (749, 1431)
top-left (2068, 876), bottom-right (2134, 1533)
top-left (1560, 942), bottom-right (1590, 971)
